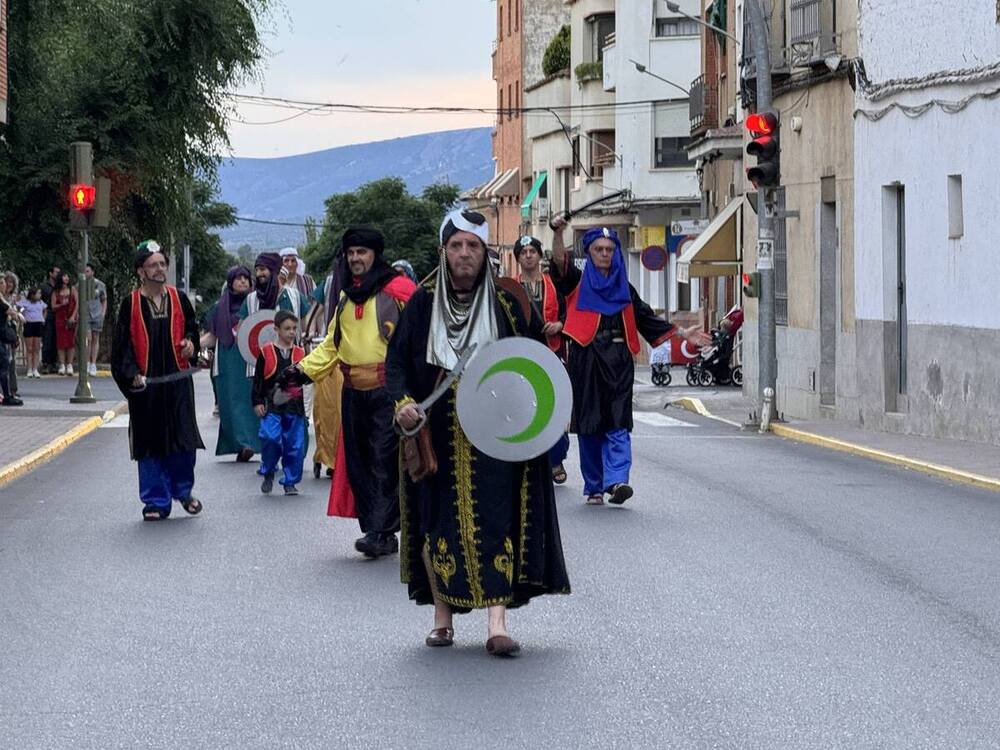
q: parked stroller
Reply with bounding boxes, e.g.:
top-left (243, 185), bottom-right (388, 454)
top-left (685, 306), bottom-right (743, 387)
top-left (650, 340), bottom-right (673, 387)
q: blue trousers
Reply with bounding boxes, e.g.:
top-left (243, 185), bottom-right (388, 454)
top-left (138, 451), bottom-right (196, 511)
top-left (549, 432), bottom-right (570, 468)
top-left (578, 429), bottom-right (632, 496)
top-left (258, 412), bottom-right (306, 486)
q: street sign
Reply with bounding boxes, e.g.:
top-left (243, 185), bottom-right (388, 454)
top-left (671, 219), bottom-right (710, 236)
top-left (238, 309), bottom-right (278, 366)
top-left (641, 245), bottom-right (668, 272)
top-left (456, 338), bottom-right (573, 462)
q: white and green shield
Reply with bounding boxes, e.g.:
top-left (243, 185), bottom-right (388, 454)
top-left (456, 338), bottom-right (573, 462)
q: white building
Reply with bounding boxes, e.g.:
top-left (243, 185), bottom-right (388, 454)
top-left (853, 0), bottom-right (1000, 444)
top-left (603, 0), bottom-right (702, 311)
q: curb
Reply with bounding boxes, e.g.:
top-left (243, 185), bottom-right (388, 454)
top-left (673, 397), bottom-right (1000, 493)
top-left (0, 400), bottom-right (129, 489)
top-left (671, 397), bottom-right (744, 428)
top-left (769, 423), bottom-right (1000, 494)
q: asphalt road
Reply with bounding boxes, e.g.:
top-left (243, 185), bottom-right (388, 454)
top-left (2, 373), bottom-right (999, 749)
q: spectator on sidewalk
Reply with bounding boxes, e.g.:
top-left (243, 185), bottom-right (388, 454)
top-left (83, 263), bottom-right (107, 376)
top-left (1, 272), bottom-right (23, 397)
top-left (52, 272), bottom-right (78, 376)
top-left (0, 281), bottom-right (24, 406)
top-left (20, 288), bottom-right (46, 378)
top-left (40, 266), bottom-right (61, 374)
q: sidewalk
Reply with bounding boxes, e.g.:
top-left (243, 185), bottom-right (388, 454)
top-left (635, 365), bottom-right (1000, 491)
top-left (0, 375), bottom-right (127, 488)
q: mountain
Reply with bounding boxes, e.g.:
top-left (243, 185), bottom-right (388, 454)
top-left (217, 127), bottom-right (494, 249)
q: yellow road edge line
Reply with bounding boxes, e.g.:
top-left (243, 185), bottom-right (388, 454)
top-left (671, 397), bottom-right (744, 428)
top-left (770, 423), bottom-right (1000, 493)
top-left (0, 401), bottom-right (129, 489)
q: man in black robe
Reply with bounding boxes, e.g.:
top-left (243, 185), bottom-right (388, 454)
top-left (111, 241), bottom-right (205, 521)
top-left (550, 217), bottom-right (709, 506)
top-left (388, 209), bottom-right (571, 658)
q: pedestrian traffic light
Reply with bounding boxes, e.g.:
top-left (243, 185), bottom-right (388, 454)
top-left (742, 271), bottom-right (761, 298)
top-left (745, 112), bottom-right (779, 188)
top-left (69, 184), bottom-right (96, 211)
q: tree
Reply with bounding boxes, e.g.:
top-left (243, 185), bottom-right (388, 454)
top-left (0, 0), bottom-right (276, 301)
top-left (542, 25), bottom-right (571, 77)
top-left (303, 178), bottom-right (460, 281)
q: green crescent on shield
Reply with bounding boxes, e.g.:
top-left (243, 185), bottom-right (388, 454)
top-left (478, 357), bottom-right (555, 444)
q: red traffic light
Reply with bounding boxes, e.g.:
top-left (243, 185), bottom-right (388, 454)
top-left (742, 272), bottom-right (751, 286)
top-left (70, 184), bottom-right (96, 211)
top-left (746, 112), bottom-right (777, 136)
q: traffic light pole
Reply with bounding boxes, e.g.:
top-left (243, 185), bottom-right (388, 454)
top-left (747, 0), bottom-right (777, 424)
top-left (70, 229), bottom-right (96, 404)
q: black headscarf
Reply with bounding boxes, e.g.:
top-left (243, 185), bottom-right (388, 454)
top-left (514, 235), bottom-right (543, 260)
top-left (253, 252), bottom-right (282, 309)
top-left (211, 266), bottom-right (252, 348)
top-left (341, 226), bottom-right (397, 305)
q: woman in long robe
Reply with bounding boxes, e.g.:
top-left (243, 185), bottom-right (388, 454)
top-left (202, 266), bottom-right (260, 460)
top-left (387, 209), bottom-right (570, 657)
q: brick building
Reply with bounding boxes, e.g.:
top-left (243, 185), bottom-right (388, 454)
top-left (1, 0), bottom-right (8, 125)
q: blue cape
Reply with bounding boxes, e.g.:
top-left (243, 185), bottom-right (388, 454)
top-left (577, 227), bottom-right (631, 315)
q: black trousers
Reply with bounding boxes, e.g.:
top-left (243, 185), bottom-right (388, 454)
top-left (42, 315), bottom-right (57, 368)
top-left (0, 343), bottom-right (13, 400)
top-left (341, 386), bottom-right (401, 536)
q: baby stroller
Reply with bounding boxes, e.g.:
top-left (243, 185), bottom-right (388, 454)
top-left (649, 340), bottom-right (672, 387)
top-left (686, 306), bottom-right (743, 387)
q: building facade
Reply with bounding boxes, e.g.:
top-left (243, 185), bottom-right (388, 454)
top-left (853, 0), bottom-right (1000, 445)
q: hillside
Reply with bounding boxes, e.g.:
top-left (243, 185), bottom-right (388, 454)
top-left (217, 127), bottom-right (494, 249)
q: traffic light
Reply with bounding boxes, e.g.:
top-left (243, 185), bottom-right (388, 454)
top-left (745, 111), bottom-right (779, 188)
top-left (69, 184), bottom-right (96, 211)
top-left (742, 271), bottom-right (761, 298)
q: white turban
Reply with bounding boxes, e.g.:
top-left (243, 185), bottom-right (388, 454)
top-left (278, 247), bottom-right (306, 277)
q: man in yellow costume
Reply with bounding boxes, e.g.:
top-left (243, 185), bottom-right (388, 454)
top-left (284, 228), bottom-right (417, 558)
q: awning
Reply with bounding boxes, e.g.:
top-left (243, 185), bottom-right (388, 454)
top-left (520, 171), bottom-right (548, 219)
top-left (677, 196), bottom-right (744, 283)
top-left (489, 168), bottom-right (520, 197)
top-left (476, 171), bottom-right (506, 199)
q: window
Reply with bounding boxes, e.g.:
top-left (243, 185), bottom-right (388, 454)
top-left (655, 18), bottom-right (700, 37)
top-left (587, 14), bottom-right (615, 62)
top-left (589, 130), bottom-right (616, 179)
top-left (572, 136), bottom-right (581, 177)
top-left (499, 87), bottom-right (504, 122)
top-left (507, 84), bottom-right (513, 120)
top-left (654, 138), bottom-right (693, 168)
top-left (515, 0), bottom-right (519, 32)
top-left (499, 3), bottom-right (503, 38)
top-left (515, 81), bottom-right (520, 119)
top-left (653, 102), bottom-right (693, 168)
top-left (507, 0), bottom-right (512, 36)
top-left (948, 174), bottom-right (964, 239)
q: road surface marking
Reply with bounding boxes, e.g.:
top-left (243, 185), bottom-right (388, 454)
top-left (633, 413), bottom-right (696, 428)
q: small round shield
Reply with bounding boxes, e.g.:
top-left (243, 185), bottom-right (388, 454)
top-left (238, 309), bottom-right (278, 366)
top-left (456, 338), bottom-right (573, 462)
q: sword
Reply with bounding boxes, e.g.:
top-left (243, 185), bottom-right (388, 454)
top-left (547, 189), bottom-right (630, 230)
top-left (397, 343), bottom-right (478, 438)
top-left (130, 368), bottom-right (198, 391)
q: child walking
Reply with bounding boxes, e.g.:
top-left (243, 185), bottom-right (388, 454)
top-left (252, 310), bottom-right (307, 496)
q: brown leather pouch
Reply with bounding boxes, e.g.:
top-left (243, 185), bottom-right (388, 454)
top-left (402, 427), bottom-right (437, 483)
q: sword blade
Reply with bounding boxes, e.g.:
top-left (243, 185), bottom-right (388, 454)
top-left (415, 343), bottom-right (479, 413)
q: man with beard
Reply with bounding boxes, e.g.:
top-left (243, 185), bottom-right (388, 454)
top-left (284, 228), bottom-right (417, 558)
top-left (239, 252), bottom-right (310, 376)
top-left (40, 265), bottom-right (61, 374)
top-left (514, 235), bottom-right (570, 485)
top-left (387, 210), bottom-right (570, 657)
top-left (111, 241), bottom-right (205, 521)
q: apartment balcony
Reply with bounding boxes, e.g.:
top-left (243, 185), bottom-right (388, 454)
top-left (788, 0), bottom-right (840, 68)
top-left (689, 74), bottom-right (719, 137)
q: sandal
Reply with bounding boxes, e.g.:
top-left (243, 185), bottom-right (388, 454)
top-left (586, 493), bottom-right (604, 505)
top-left (552, 464), bottom-right (568, 485)
top-left (142, 504), bottom-right (168, 521)
top-left (179, 497), bottom-right (203, 515)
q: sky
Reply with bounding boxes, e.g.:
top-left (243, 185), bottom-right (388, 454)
top-left (227, 0), bottom-right (497, 158)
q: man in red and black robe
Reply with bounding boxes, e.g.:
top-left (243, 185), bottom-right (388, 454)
top-left (111, 241), bottom-right (204, 521)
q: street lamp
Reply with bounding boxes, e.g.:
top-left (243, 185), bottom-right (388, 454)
top-left (664, 1), bottom-right (741, 46)
top-left (629, 59), bottom-right (690, 97)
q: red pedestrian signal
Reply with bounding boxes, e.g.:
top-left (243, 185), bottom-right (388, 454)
top-left (742, 271), bottom-right (761, 298)
top-left (745, 112), bottom-right (780, 188)
top-left (70, 184), bottom-right (96, 211)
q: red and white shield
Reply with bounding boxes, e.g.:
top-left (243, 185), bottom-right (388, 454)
top-left (238, 309), bottom-right (278, 366)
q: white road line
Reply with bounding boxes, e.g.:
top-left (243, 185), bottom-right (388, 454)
top-left (633, 413), bottom-right (697, 428)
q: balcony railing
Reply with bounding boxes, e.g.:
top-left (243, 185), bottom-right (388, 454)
top-left (690, 74), bottom-right (706, 132)
top-left (790, 0), bottom-right (822, 44)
